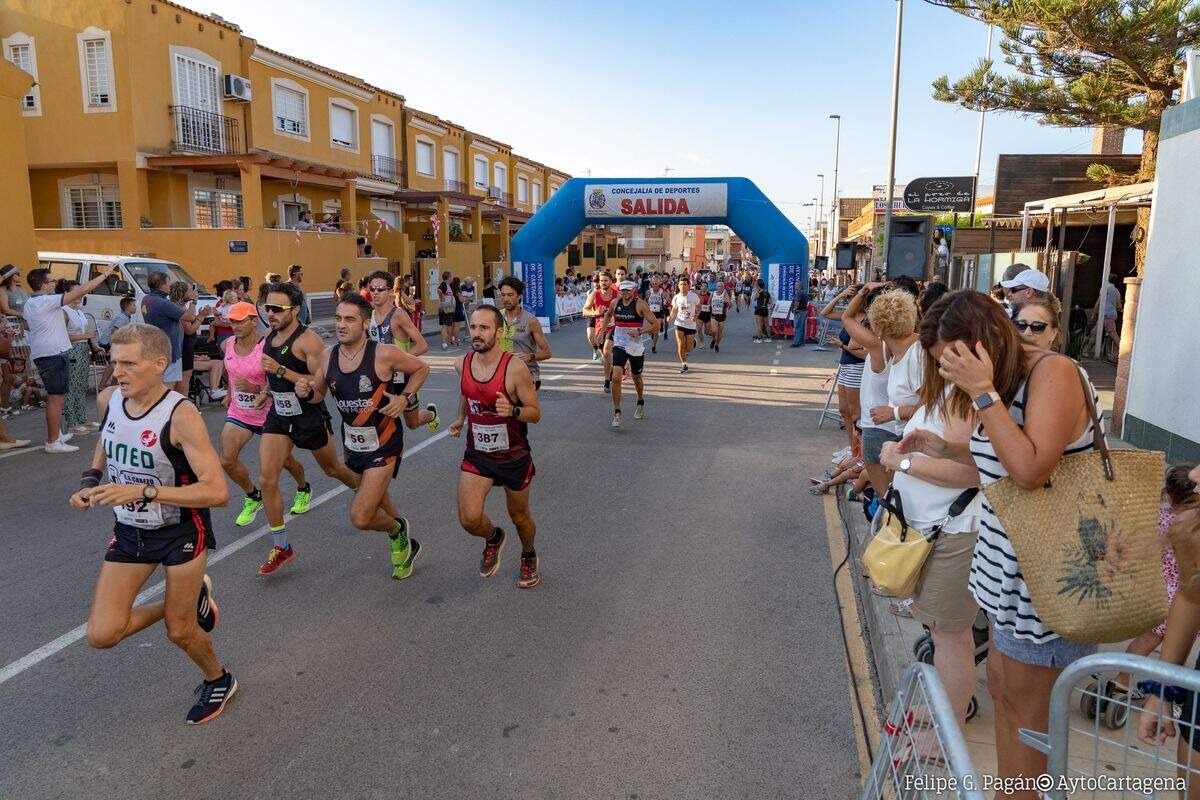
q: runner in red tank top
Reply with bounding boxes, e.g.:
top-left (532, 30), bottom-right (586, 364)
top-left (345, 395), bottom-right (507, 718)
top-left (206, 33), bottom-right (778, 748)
top-left (449, 305), bottom-right (543, 588)
top-left (583, 272), bottom-right (619, 393)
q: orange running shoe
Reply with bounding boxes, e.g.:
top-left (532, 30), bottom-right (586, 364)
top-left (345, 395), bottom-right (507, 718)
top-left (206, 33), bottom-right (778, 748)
top-left (257, 545), bottom-right (294, 575)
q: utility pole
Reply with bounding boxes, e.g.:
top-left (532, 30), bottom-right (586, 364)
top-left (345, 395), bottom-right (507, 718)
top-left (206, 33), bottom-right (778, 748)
top-left (829, 114), bottom-right (841, 270)
top-left (970, 25), bottom-right (993, 227)
top-left (881, 0), bottom-right (904, 280)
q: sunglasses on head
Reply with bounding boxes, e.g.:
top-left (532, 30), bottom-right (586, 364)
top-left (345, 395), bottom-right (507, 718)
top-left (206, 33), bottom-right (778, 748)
top-left (1014, 320), bottom-right (1050, 333)
top-left (263, 304), bottom-right (293, 313)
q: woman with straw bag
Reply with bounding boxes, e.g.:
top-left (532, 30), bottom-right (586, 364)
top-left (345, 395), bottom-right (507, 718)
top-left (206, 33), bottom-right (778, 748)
top-left (896, 290), bottom-right (1109, 798)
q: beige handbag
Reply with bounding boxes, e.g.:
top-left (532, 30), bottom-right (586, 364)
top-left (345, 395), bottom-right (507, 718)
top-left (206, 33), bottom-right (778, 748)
top-left (863, 488), bottom-right (978, 597)
top-left (982, 365), bottom-right (1167, 643)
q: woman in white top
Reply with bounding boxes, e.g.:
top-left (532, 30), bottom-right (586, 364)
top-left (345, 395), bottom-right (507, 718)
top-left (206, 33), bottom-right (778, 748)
top-left (898, 290), bottom-right (1098, 795)
top-left (840, 284), bottom-right (920, 495)
top-left (879, 294), bottom-right (982, 729)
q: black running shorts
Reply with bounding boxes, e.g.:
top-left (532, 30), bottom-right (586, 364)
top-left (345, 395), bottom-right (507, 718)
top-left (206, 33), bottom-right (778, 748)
top-left (460, 450), bottom-right (535, 492)
top-left (263, 404), bottom-right (331, 450)
top-left (105, 520), bottom-right (215, 566)
top-left (698, 312), bottom-right (712, 324)
top-left (611, 347), bottom-right (644, 375)
top-left (713, 313), bottom-right (727, 323)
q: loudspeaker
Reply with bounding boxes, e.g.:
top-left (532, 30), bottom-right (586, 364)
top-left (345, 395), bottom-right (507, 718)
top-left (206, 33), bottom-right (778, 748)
top-left (835, 242), bottom-right (856, 270)
top-left (886, 216), bottom-right (932, 281)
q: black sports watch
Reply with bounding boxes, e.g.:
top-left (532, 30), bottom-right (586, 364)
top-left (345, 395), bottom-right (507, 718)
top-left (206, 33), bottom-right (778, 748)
top-left (142, 484), bottom-right (159, 502)
top-left (509, 405), bottom-right (520, 420)
top-left (275, 366), bottom-right (286, 379)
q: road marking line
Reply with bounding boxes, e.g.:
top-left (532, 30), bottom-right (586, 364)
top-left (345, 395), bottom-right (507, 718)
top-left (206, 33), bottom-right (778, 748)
top-left (0, 429), bottom-right (451, 687)
top-left (0, 445), bottom-right (39, 461)
top-left (770, 369), bottom-right (778, 375)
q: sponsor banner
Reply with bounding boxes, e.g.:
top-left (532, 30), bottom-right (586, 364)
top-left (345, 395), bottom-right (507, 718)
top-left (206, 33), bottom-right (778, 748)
top-left (514, 260), bottom-right (547, 321)
top-left (768, 263), bottom-right (803, 302)
top-left (584, 183), bottom-right (727, 219)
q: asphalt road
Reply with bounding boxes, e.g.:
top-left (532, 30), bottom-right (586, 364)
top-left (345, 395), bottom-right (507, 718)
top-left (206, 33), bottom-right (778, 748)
top-left (0, 308), bottom-right (859, 799)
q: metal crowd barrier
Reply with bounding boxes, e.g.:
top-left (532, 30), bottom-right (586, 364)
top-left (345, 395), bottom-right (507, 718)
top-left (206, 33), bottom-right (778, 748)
top-left (862, 662), bottom-right (985, 799)
top-left (1020, 652), bottom-right (1200, 799)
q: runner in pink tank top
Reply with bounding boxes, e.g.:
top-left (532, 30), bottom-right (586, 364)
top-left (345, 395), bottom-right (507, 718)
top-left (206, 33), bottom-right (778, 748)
top-left (217, 302), bottom-right (311, 527)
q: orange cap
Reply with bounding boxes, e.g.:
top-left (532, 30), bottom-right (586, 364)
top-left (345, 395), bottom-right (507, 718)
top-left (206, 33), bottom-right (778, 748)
top-left (226, 301), bottom-right (259, 321)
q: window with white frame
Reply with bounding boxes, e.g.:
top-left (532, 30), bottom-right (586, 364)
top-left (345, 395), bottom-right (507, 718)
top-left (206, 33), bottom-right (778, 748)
top-left (77, 29), bottom-right (114, 111)
top-left (193, 189), bottom-right (243, 229)
top-left (473, 156), bottom-right (488, 190)
top-left (66, 185), bottom-right (122, 229)
top-left (415, 139), bottom-right (435, 176)
top-left (329, 101), bottom-right (357, 150)
top-left (517, 175), bottom-right (528, 203)
top-left (532, 182), bottom-right (542, 208)
top-left (272, 80), bottom-right (308, 137)
top-left (4, 35), bottom-right (39, 114)
top-left (493, 163), bottom-right (507, 193)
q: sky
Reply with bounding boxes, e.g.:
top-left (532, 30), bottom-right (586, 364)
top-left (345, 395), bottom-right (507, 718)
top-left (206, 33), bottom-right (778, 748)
top-left (198, 0), bottom-right (1139, 232)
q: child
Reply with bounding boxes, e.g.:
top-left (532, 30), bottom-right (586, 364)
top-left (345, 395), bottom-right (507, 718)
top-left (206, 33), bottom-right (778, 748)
top-left (1111, 466), bottom-right (1198, 696)
top-left (9, 357), bottom-right (46, 409)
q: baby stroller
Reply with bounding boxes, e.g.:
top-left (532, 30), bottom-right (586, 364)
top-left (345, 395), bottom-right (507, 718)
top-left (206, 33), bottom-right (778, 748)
top-left (911, 609), bottom-right (991, 722)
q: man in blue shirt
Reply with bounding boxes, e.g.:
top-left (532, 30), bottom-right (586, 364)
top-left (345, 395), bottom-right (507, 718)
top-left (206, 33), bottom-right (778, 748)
top-left (141, 271), bottom-right (197, 389)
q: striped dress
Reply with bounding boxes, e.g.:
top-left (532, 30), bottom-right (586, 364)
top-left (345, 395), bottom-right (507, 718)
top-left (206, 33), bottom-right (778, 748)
top-left (968, 367), bottom-right (1100, 643)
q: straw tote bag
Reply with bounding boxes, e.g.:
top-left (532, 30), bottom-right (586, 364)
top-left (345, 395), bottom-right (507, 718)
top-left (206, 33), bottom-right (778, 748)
top-left (981, 364), bottom-right (1166, 644)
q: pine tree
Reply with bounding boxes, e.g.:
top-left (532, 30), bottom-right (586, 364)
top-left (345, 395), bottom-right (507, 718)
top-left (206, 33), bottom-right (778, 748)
top-left (929, 0), bottom-right (1200, 271)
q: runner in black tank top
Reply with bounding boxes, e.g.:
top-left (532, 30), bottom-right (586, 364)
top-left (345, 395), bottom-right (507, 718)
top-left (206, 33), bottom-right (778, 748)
top-left (327, 339), bottom-right (406, 475)
top-left (322, 294), bottom-right (433, 580)
top-left (256, 285), bottom-right (364, 576)
top-left (365, 270), bottom-right (440, 434)
top-left (605, 281), bottom-right (658, 426)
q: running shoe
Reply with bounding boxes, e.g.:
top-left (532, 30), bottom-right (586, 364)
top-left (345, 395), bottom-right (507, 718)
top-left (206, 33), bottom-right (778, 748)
top-left (257, 545), bottom-right (294, 575)
top-left (44, 440), bottom-right (79, 454)
top-left (480, 529), bottom-right (506, 577)
top-left (651, 345), bottom-right (657, 354)
top-left (197, 574), bottom-right (219, 633)
top-left (603, 380), bottom-right (611, 394)
top-left (391, 522), bottom-right (421, 580)
top-left (442, 342), bottom-right (449, 351)
top-left (633, 401), bottom-right (645, 420)
top-left (679, 364), bottom-right (689, 374)
top-left (611, 411), bottom-right (621, 428)
top-left (592, 348), bottom-right (600, 362)
top-left (425, 403), bottom-right (440, 432)
top-left (235, 495), bottom-right (263, 527)
top-left (290, 487), bottom-right (312, 515)
top-left (186, 670), bottom-right (238, 725)
top-left (517, 553), bottom-right (540, 589)
top-left (714, 343), bottom-right (720, 353)
top-left (209, 388), bottom-right (228, 400)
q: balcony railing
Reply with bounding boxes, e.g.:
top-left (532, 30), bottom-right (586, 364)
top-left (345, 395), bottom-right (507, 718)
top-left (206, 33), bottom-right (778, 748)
top-left (370, 154), bottom-right (404, 184)
top-left (442, 178), bottom-right (468, 194)
top-left (487, 186), bottom-right (512, 206)
top-left (170, 105), bottom-right (242, 155)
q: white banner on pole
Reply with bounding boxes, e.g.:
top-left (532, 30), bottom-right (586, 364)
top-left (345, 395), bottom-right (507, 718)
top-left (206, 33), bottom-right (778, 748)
top-left (583, 183), bottom-right (727, 219)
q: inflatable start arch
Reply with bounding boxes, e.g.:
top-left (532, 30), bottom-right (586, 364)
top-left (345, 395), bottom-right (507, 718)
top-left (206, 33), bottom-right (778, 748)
top-left (509, 177), bottom-right (808, 325)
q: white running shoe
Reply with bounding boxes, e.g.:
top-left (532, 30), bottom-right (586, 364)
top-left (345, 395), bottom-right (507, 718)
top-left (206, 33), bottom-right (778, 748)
top-left (611, 412), bottom-right (621, 428)
top-left (45, 440), bottom-right (80, 454)
top-left (633, 402), bottom-right (645, 420)
top-left (209, 388), bottom-right (228, 400)
top-left (57, 431), bottom-right (74, 443)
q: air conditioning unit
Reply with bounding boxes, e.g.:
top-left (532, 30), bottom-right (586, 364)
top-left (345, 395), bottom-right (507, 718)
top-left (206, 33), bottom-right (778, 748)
top-left (222, 74), bottom-right (252, 102)
top-left (487, 186), bottom-right (503, 200)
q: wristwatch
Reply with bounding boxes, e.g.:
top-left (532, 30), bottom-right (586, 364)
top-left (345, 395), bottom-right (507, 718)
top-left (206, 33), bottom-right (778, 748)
top-left (142, 484), bottom-right (159, 502)
top-left (275, 366), bottom-right (286, 379)
top-left (509, 405), bottom-right (520, 420)
top-left (972, 391), bottom-right (1002, 411)
top-left (898, 457), bottom-right (913, 474)
top-left (890, 404), bottom-right (901, 421)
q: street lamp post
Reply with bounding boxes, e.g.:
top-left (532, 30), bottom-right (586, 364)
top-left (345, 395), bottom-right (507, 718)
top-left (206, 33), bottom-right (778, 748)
top-left (829, 113), bottom-right (841, 271)
top-left (881, 0), bottom-right (904, 280)
top-left (816, 173), bottom-right (825, 258)
top-left (970, 25), bottom-right (993, 227)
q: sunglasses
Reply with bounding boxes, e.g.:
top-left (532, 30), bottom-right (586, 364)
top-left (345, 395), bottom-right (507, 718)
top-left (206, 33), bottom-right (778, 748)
top-left (263, 304), bottom-right (293, 313)
top-left (1014, 320), bottom-right (1050, 334)
top-left (369, 286), bottom-right (390, 293)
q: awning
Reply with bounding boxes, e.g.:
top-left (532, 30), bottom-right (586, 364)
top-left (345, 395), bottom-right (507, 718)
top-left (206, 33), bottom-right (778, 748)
top-left (146, 150), bottom-right (359, 189)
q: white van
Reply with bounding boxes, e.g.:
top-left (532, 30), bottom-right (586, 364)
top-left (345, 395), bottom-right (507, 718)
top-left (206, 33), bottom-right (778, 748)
top-left (36, 252), bottom-right (220, 340)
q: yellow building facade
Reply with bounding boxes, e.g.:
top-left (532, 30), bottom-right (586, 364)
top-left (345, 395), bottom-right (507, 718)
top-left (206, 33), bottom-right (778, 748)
top-left (3, 0), bottom-right (568, 301)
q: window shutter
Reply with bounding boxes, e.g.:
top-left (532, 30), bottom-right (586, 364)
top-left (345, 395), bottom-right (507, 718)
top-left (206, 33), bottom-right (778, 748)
top-left (330, 104), bottom-right (355, 147)
top-left (416, 141), bottom-right (434, 175)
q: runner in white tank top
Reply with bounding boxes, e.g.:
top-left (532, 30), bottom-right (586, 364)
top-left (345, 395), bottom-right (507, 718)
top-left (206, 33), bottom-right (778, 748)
top-left (69, 322), bottom-right (237, 725)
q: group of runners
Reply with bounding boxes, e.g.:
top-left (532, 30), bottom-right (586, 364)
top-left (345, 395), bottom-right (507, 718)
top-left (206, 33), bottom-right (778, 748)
top-left (581, 268), bottom-right (742, 428)
top-left (67, 271), bottom-right (549, 726)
